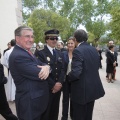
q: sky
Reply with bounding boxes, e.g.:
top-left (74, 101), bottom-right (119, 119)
top-left (77, 24), bottom-right (87, 32)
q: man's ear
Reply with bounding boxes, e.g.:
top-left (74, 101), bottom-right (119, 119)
top-left (15, 36), bottom-right (20, 42)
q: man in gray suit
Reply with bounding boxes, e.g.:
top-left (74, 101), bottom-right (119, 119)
top-left (9, 26), bottom-right (50, 120)
top-left (68, 29), bottom-right (105, 120)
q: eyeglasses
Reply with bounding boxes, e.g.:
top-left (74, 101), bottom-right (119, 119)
top-left (49, 37), bottom-right (58, 40)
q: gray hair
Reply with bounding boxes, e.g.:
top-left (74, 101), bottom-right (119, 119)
top-left (15, 26), bottom-right (34, 36)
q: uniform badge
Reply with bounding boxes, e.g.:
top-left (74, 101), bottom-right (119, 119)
top-left (47, 57), bottom-right (50, 61)
top-left (58, 57), bottom-right (62, 60)
top-left (58, 57), bottom-right (62, 62)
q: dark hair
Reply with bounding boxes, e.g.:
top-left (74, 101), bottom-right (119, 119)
top-left (109, 45), bottom-right (114, 50)
top-left (67, 37), bottom-right (75, 45)
top-left (10, 39), bottom-right (16, 46)
top-left (74, 29), bottom-right (88, 42)
top-left (36, 44), bottom-right (40, 48)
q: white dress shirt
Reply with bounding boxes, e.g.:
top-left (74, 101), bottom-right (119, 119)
top-left (47, 44), bottom-right (55, 55)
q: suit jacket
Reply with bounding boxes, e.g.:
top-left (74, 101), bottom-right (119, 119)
top-left (68, 42), bottom-right (105, 105)
top-left (9, 45), bottom-right (49, 120)
top-left (105, 47), bottom-right (118, 62)
top-left (37, 45), bottom-right (65, 89)
top-left (0, 63), bottom-right (7, 85)
top-left (0, 63), bottom-right (4, 85)
top-left (106, 51), bottom-right (115, 65)
top-left (62, 51), bottom-right (69, 74)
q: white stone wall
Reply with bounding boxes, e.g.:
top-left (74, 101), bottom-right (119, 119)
top-left (0, 0), bottom-right (22, 55)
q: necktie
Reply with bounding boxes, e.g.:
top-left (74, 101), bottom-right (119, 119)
top-left (28, 50), bottom-right (34, 57)
top-left (53, 49), bottom-right (56, 61)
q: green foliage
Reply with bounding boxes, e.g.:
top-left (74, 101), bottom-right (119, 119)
top-left (22, 0), bottom-right (40, 11)
top-left (22, 0), bottom-right (120, 45)
top-left (87, 32), bottom-right (95, 43)
top-left (109, 1), bottom-right (120, 41)
top-left (99, 34), bottom-right (110, 44)
top-left (95, 0), bottom-right (111, 16)
top-left (27, 9), bottom-right (71, 43)
top-left (22, 0), bottom-right (41, 23)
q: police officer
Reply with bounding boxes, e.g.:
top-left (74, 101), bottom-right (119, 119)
top-left (37, 29), bottom-right (65, 120)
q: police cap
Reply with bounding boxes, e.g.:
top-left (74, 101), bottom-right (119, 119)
top-left (45, 29), bottom-right (59, 37)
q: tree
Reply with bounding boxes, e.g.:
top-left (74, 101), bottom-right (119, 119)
top-left (109, 1), bottom-right (120, 41)
top-left (22, 0), bottom-right (114, 43)
top-left (22, 0), bottom-right (41, 23)
top-left (27, 9), bottom-right (71, 43)
top-left (86, 0), bottom-right (111, 43)
top-left (87, 32), bottom-right (95, 44)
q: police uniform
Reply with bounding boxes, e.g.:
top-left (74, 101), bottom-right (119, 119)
top-left (37, 29), bottom-right (65, 120)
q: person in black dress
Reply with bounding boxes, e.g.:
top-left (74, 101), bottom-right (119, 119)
top-left (106, 45), bottom-right (117, 83)
top-left (96, 47), bottom-right (103, 69)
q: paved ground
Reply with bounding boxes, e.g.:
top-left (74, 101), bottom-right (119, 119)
top-left (0, 52), bottom-right (120, 120)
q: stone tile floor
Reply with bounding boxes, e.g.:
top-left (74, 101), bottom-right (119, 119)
top-left (1, 52), bottom-right (120, 120)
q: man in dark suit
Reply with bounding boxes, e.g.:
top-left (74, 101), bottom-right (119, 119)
top-left (9, 26), bottom-right (50, 120)
top-left (96, 47), bottom-right (103, 69)
top-left (68, 29), bottom-right (105, 120)
top-left (37, 29), bottom-right (65, 120)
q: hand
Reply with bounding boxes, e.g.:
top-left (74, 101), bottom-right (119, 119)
top-left (38, 65), bottom-right (50, 80)
top-left (113, 61), bottom-right (116, 67)
top-left (52, 82), bottom-right (62, 93)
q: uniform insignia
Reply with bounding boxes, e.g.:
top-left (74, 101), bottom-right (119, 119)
top-left (58, 57), bottom-right (62, 60)
top-left (58, 57), bottom-right (62, 62)
top-left (47, 57), bottom-right (50, 61)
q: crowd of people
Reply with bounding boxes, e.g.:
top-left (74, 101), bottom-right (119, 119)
top-left (1, 25), bottom-right (119, 120)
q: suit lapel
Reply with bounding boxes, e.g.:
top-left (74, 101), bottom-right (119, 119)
top-left (16, 45), bottom-right (39, 63)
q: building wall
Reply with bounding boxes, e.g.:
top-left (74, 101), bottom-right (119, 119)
top-left (0, 0), bottom-right (22, 54)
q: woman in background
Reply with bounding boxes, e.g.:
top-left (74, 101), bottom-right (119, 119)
top-left (106, 45), bottom-right (116, 83)
top-left (61, 37), bottom-right (75, 120)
